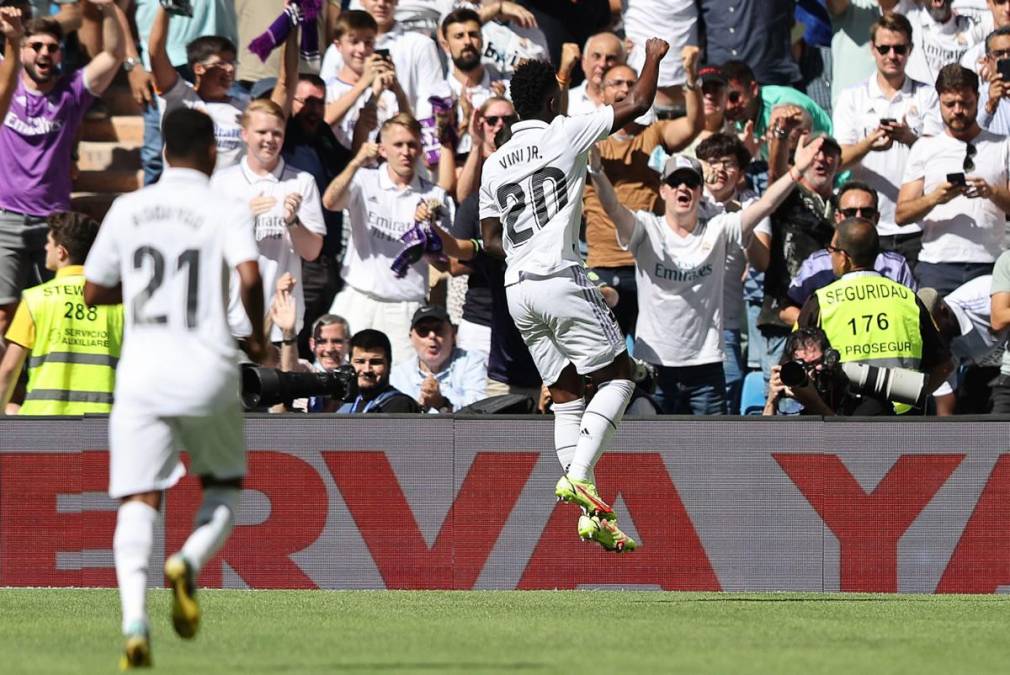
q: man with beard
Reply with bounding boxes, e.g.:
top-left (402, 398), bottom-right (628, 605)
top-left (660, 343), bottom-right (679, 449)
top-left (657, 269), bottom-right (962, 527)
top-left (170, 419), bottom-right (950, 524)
top-left (899, 0), bottom-right (979, 86)
top-left (339, 328), bottom-right (420, 412)
top-left (897, 64), bottom-right (1010, 294)
top-left (283, 74), bottom-right (353, 354)
top-left (439, 7), bottom-right (505, 156)
top-left (0, 2), bottom-right (122, 358)
top-left (212, 99), bottom-right (326, 343)
top-left (960, 0), bottom-right (1010, 72)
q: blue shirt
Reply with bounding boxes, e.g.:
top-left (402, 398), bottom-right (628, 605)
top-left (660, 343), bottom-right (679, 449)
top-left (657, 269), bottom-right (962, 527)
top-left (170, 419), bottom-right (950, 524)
top-left (698, 0), bottom-right (800, 86)
top-left (786, 249), bottom-right (918, 308)
top-left (390, 347), bottom-right (487, 413)
top-left (977, 86), bottom-right (1010, 136)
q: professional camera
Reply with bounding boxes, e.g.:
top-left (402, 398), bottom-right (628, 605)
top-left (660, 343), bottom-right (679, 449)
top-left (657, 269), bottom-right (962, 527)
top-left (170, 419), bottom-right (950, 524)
top-left (240, 364), bottom-right (357, 409)
top-left (840, 362), bottom-right (927, 408)
top-left (779, 348), bottom-right (841, 389)
top-left (159, 0), bottom-right (193, 17)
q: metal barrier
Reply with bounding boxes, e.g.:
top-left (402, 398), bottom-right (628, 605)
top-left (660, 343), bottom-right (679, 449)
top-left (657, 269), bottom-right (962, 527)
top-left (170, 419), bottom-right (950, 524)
top-left (2, 415), bottom-right (1008, 592)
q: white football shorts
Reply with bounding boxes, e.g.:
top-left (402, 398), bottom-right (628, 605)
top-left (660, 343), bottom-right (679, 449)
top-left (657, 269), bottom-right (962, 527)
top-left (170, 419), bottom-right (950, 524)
top-left (108, 401), bottom-right (246, 498)
top-left (506, 265), bottom-right (626, 386)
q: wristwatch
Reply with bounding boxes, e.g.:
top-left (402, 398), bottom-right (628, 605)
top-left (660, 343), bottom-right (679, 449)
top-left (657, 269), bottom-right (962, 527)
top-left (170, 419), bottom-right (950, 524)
top-left (123, 57), bottom-right (141, 73)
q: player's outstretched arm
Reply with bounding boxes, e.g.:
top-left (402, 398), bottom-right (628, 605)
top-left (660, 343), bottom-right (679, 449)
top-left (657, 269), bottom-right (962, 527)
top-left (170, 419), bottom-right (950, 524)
top-left (0, 341), bottom-right (28, 413)
top-left (589, 145), bottom-right (637, 246)
top-left (610, 37), bottom-right (668, 132)
top-left (237, 260), bottom-right (268, 364)
top-left (480, 217), bottom-right (505, 259)
top-left (83, 281), bottom-right (123, 306)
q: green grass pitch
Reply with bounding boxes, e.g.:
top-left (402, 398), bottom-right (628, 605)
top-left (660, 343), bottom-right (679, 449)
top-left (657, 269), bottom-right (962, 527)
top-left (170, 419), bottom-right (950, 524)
top-left (3, 589), bottom-right (1009, 674)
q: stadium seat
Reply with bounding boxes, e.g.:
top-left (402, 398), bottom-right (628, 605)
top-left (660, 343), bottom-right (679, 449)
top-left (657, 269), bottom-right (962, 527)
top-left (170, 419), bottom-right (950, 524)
top-left (739, 371), bottom-right (766, 415)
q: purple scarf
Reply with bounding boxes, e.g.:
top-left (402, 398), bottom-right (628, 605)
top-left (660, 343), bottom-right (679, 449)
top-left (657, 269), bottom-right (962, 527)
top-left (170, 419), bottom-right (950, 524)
top-left (391, 217), bottom-right (447, 279)
top-left (248, 0), bottom-right (321, 64)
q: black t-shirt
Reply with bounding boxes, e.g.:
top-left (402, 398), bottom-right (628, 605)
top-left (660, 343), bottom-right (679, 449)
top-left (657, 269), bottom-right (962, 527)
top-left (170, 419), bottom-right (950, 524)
top-left (449, 193), bottom-right (493, 327)
top-left (283, 118), bottom-right (350, 257)
top-left (452, 194), bottom-right (540, 387)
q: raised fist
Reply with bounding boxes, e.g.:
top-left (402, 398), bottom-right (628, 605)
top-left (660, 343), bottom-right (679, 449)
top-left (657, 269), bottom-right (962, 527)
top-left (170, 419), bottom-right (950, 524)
top-left (645, 38), bottom-right (670, 62)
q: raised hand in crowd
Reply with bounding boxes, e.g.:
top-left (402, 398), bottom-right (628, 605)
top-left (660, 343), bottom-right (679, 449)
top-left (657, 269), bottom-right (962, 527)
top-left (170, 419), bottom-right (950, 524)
top-left (880, 117), bottom-right (917, 147)
top-left (0, 5), bottom-right (23, 116)
top-left (283, 193), bottom-right (303, 226)
top-left (986, 71), bottom-right (1010, 116)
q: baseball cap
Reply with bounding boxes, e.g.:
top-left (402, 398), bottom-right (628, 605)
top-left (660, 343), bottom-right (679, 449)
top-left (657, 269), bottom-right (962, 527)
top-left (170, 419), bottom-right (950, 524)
top-left (811, 132), bottom-right (842, 157)
top-left (698, 65), bottom-right (726, 86)
top-left (410, 305), bottom-right (450, 329)
top-left (661, 154), bottom-right (703, 185)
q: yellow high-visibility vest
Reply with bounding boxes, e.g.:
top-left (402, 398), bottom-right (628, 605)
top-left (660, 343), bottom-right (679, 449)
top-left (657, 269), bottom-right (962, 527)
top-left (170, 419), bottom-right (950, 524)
top-left (18, 269), bottom-right (123, 415)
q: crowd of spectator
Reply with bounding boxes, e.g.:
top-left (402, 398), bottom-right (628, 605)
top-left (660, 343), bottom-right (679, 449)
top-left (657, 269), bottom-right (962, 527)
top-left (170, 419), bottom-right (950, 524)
top-left (6, 0), bottom-right (1010, 418)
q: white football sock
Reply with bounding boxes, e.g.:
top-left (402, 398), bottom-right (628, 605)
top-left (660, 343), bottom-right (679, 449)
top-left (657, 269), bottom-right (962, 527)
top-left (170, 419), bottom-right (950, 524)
top-left (552, 398), bottom-right (585, 472)
top-left (180, 487), bottom-right (239, 575)
top-left (568, 379), bottom-right (635, 482)
top-left (114, 500), bottom-right (158, 634)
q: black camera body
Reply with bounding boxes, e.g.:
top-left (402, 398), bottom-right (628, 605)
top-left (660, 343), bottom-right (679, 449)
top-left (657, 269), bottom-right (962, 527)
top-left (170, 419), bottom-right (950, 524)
top-left (780, 348), bottom-right (841, 389)
top-left (160, 0), bottom-right (193, 17)
top-left (241, 365), bottom-right (358, 410)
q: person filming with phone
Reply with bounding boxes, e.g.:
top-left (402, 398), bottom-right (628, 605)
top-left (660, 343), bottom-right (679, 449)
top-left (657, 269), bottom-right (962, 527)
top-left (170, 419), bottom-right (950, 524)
top-left (977, 26), bottom-right (1010, 135)
top-left (896, 64), bottom-right (1010, 296)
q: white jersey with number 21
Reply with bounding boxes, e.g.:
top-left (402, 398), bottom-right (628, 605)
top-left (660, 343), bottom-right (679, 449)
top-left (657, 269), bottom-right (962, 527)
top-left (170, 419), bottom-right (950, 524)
top-left (479, 106), bottom-right (615, 285)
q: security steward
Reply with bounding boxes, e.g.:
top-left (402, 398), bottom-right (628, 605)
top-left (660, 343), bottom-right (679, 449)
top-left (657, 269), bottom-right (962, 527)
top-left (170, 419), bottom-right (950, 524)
top-left (796, 217), bottom-right (950, 413)
top-left (0, 212), bottom-right (124, 414)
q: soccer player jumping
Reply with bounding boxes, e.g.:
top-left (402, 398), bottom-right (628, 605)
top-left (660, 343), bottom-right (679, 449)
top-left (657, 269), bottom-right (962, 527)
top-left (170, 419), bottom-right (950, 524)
top-left (479, 38), bottom-right (670, 553)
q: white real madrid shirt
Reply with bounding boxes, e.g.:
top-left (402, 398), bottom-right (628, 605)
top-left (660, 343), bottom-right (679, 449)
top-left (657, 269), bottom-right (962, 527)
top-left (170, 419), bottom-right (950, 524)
top-left (325, 78), bottom-right (400, 150)
top-left (623, 210), bottom-right (743, 367)
top-left (343, 164), bottom-right (454, 301)
top-left (479, 106), bottom-right (614, 286)
top-left (898, 0), bottom-right (978, 87)
top-left (158, 78), bottom-right (249, 171)
top-left (83, 168), bottom-right (259, 416)
top-left (832, 74), bottom-right (942, 236)
top-left (211, 157), bottom-right (327, 340)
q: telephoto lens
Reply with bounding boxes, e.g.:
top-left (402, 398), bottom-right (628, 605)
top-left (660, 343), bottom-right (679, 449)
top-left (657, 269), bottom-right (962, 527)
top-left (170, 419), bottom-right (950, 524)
top-left (779, 361), bottom-right (809, 388)
top-left (240, 365), bottom-right (358, 410)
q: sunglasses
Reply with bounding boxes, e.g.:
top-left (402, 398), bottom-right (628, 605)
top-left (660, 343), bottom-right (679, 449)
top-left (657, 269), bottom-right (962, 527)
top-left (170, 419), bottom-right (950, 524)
top-left (27, 41), bottom-right (60, 55)
top-left (413, 324), bottom-right (445, 338)
top-left (839, 206), bottom-right (879, 219)
top-left (483, 115), bottom-right (512, 125)
top-left (666, 173), bottom-right (701, 189)
top-left (874, 43), bottom-right (909, 56)
top-left (964, 142), bottom-right (976, 172)
top-left (727, 90), bottom-right (743, 104)
top-left (826, 244), bottom-right (850, 256)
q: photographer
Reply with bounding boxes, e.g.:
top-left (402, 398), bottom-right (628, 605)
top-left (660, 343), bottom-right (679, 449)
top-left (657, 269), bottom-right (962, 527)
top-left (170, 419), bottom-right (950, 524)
top-left (763, 328), bottom-right (849, 416)
top-left (796, 217), bottom-right (952, 414)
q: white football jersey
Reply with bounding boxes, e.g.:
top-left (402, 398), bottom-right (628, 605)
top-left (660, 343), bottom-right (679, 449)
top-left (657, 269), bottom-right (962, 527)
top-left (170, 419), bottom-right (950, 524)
top-left (85, 168), bottom-right (259, 416)
top-left (479, 106), bottom-right (614, 285)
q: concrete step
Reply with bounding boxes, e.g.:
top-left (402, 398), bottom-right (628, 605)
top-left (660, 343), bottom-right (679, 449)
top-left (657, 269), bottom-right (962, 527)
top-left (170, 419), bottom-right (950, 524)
top-left (70, 192), bottom-right (120, 221)
top-left (74, 169), bottom-right (143, 194)
top-left (77, 141), bottom-right (141, 172)
top-left (81, 115), bottom-right (144, 144)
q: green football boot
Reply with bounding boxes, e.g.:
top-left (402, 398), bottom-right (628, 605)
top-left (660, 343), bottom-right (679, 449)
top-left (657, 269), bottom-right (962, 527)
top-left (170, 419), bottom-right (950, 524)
top-left (577, 515), bottom-right (637, 553)
top-left (165, 553), bottom-right (200, 639)
top-left (554, 474), bottom-right (615, 520)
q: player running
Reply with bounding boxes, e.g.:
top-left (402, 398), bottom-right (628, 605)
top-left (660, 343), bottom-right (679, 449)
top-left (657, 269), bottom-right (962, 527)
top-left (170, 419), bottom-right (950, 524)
top-left (478, 38), bottom-right (670, 553)
top-left (84, 107), bottom-right (268, 670)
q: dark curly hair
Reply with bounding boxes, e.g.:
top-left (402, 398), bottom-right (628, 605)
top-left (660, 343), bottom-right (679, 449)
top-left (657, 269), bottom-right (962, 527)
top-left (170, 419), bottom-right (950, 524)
top-left (509, 60), bottom-right (558, 120)
top-left (695, 133), bottom-right (752, 170)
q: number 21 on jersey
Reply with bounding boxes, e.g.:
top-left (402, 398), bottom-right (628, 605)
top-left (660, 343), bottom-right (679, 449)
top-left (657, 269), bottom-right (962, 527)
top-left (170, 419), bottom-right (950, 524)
top-left (497, 167), bottom-right (568, 247)
top-left (131, 246), bottom-right (201, 328)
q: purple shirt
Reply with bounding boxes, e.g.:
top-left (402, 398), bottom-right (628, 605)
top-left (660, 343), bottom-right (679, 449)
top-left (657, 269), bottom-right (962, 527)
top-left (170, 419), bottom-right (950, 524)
top-left (787, 249), bottom-right (918, 308)
top-left (0, 70), bottom-right (94, 216)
